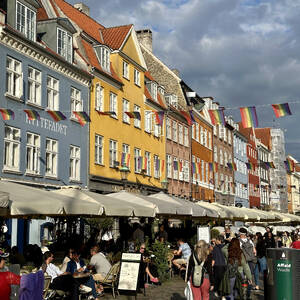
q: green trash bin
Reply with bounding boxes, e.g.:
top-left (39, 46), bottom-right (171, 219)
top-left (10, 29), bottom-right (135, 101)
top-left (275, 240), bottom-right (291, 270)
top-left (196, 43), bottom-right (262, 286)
top-left (266, 248), bottom-right (300, 300)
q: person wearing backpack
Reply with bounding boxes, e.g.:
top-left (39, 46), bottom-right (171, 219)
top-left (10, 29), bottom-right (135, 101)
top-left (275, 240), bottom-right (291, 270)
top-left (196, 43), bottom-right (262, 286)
top-left (187, 240), bottom-right (214, 300)
top-left (222, 238), bottom-right (252, 300)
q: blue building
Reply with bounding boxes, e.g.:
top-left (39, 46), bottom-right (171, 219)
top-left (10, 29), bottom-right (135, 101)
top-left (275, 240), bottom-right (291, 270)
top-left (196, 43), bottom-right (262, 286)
top-left (233, 123), bottom-right (249, 207)
top-left (0, 0), bottom-right (92, 250)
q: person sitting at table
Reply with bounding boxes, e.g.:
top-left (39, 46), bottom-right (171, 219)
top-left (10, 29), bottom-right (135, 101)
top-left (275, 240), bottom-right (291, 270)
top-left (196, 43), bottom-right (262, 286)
top-left (172, 238), bottom-right (191, 271)
top-left (66, 250), bottom-right (100, 299)
top-left (43, 251), bottom-right (85, 300)
top-left (138, 243), bottom-right (160, 284)
top-left (0, 248), bottom-right (21, 300)
top-left (61, 248), bottom-right (75, 272)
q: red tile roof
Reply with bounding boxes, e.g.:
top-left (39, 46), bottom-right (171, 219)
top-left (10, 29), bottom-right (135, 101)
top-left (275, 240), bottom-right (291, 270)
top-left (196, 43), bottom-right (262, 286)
top-left (37, 4), bottom-right (48, 21)
top-left (52, 0), bottom-right (104, 41)
top-left (145, 71), bottom-right (155, 82)
top-left (144, 86), bottom-right (166, 110)
top-left (157, 93), bottom-right (167, 109)
top-left (255, 128), bottom-right (271, 150)
top-left (101, 25), bottom-right (132, 50)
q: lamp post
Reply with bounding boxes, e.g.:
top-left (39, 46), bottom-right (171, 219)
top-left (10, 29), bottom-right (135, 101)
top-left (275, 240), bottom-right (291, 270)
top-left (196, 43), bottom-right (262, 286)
top-left (161, 178), bottom-right (169, 193)
top-left (119, 166), bottom-right (129, 189)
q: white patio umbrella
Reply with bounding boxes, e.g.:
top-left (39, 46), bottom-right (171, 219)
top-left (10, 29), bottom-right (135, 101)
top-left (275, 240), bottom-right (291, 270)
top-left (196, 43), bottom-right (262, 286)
top-left (248, 226), bottom-right (266, 235)
top-left (0, 190), bottom-right (9, 208)
top-left (195, 201), bottom-right (225, 218)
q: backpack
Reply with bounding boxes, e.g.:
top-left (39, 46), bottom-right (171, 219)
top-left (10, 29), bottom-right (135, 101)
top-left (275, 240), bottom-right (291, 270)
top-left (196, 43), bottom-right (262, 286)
top-left (192, 254), bottom-right (205, 287)
top-left (240, 239), bottom-right (256, 262)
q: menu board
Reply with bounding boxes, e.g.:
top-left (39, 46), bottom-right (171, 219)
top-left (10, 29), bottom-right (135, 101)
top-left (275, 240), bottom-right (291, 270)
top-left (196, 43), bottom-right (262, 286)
top-left (197, 226), bottom-right (210, 244)
top-left (118, 253), bottom-right (141, 291)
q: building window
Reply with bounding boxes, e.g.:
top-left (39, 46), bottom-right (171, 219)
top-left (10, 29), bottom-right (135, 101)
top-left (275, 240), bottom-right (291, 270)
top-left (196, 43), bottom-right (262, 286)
top-left (228, 131), bottom-right (231, 145)
top-left (134, 105), bottom-right (141, 128)
top-left (145, 151), bottom-right (151, 176)
top-left (184, 127), bottom-right (189, 147)
top-left (28, 67), bottom-right (41, 105)
top-left (71, 87), bottom-right (82, 118)
top-left (184, 160), bottom-right (190, 182)
top-left (123, 99), bottom-right (130, 123)
top-left (172, 121), bottom-right (178, 142)
top-left (46, 138), bottom-right (58, 177)
top-left (145, 111), bottom-right (152, 133)
top-left (166, 118), bottom-right (171, 139)
top-left (154, 155), bottom-right (160, 178)
top-left (213, 125), bottom-right (217, 136)
top-left (134, 148), bottom-right (141, 173)
top-left (134, 69), bottom-right (140, 86)
top-left (151, 83), bottom-right (158, 100)
top-left (47, 76), bottom-right (59, 110)
top-left (100, 47), bottom-right (110, 72)
top-left (109, 92), bottom-right (117, 118)
top-left (179, 159), bottom-right (184, 181)
top-left (206, 163), bottom-right (209, 183)
top-left (224, 152), bottom-right (228, 166)
top-left (109, 140), bottom-right (117, 168)
top-left (154, 122), bottom-right (162, 137)
top-left (214, 146), bottom-right (218, 162)
top-left (6, 57), bottom-right (22, 98)
top-left (215, 172), bottom-right (218, 187)
top-left (123, 61), bottom-right (129, 79)
top-left (16, 1), bottom-right (36, 41)
top-left (95, 135), bottom-right (103, 165)
top-left (173, 157), bottom-right (178, 180)
top-left (220, 149), bottom-right (223, 165)
top-left (95, 84), bottom-right (104, 112)
top-left (201, 160), bottom-right (204, 182)
top-left (192, 124), bottom-right (195, 140)
top-left (167, 155), bottom-right (172, 178)
top-left (122, 144), bottom-right (130, 168)
top-left (208, 132), bottom-right (212, 149)
top-left (197, 157), bottom-right (200, 183)
top-left (70, 145), bottom-right (80, 181)
top-left (26, 132), bottom-right (40, 174)
top-left (178, 124), bottom-right (183, 145)
top-left (204, 129), bottom-right (207, 147)
top-left (196, 124), bottom-right (200, 142)
top-left (4, 126), bottom-right (20, 171)
top-left (57, 28), bottom-right (72, 63)
top-left (219, 125), bottom-right (224, 139)
top-left (224, 128), bottom-right (227, 142)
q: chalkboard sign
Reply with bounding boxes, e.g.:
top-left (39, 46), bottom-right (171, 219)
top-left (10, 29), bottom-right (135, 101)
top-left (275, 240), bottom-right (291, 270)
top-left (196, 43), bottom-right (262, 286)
top-left (197, 226), bottom-right (210, 244)
top-left (118, 253), bottom-right (141, 291)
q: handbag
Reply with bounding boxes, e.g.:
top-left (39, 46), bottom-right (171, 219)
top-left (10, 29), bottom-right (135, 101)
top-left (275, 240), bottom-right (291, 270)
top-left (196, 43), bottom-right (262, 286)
top-left (184, 280), bottom-right (194, 300)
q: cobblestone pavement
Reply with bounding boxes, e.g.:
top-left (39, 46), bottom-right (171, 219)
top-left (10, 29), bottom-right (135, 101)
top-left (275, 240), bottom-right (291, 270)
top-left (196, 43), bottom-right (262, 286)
top-left (102, 276), bottom-right (265, 300)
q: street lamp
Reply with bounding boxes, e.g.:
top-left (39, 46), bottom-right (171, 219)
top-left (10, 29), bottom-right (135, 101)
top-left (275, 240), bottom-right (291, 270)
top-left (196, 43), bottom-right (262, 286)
top-left (119, 166), bottom-right (130, 189)
top-left (161, 178), bottom-right (169, 192)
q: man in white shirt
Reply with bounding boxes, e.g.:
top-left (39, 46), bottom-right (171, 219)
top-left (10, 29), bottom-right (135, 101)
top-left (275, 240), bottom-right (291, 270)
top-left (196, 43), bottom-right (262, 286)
top-left (44, 251), bottom-right (87, 300)
top-left (88, 246), bottom-right (111, 281)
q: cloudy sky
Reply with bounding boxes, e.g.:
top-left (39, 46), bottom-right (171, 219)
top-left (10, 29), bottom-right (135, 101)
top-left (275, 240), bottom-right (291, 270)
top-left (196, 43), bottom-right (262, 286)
top-left (69, 0), bottom-right (300, 160)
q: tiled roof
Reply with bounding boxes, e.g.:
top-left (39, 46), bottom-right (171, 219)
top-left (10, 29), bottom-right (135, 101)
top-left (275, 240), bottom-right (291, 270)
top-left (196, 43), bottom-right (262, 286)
top-left (37, 1), bottom-right (48, 21)
top-left (145, 71), bottom-right (155, 82)
top-left (101, 25), bottom-right (132, 50)
top-left (81, 38), bottom-right (122, 84)
top-left (255, 128), bottom-right (271, 150)
top-left (52, 0), bottom-right (104, 41)
top-left (144, 86), bottom-right (166, 110)
top-left (157, 93), bottom-right (167, 109)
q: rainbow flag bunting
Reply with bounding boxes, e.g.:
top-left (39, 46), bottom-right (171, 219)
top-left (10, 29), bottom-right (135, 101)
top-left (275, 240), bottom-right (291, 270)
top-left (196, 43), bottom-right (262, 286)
top-left (138, 156), bottom-right (143, 170)
top-left (47, 110), bottom-right (66, 122)
top-left (246, 162), bottom-right (255, 170)
top-left (271, 103), bottom-right (292, 118)
top-left (209, 162), bottom-right (218, 172)
top-left (179, 161), bottom-right (183, 172)
top-left (240, 107), bottom-right (258, 128)
top-left (121, 153), bottom-right (130, 167)
top-left (189, 111), bottom-right (196, 124)
top-left (144, 157), bottom-right (147, 170)
top-left (180, 111), bottom-right (193, 126)
top-left (97, 111), bottom-right (116, 116)
top-left (154, 111), bottom-right (165, 126)
top-left (125, 112), bottom-right (141, 120)
top-left (155, 158), bottom-right (160, 171)
top-left (191, 162), bottom-right (196, 174)
top-left (161, 160), bottom-right (165, 173)
top-left (208, 109), bottom-right (226, 126)
top-left (24, 109), bottom-right (40, 121)
top-left (284, 160), bottom-right (294, 172)
top-left (0, 109), bottom-right (14, 120)
top-left (73, 111), bottom-right (91, 126)
top-left (227, 162), bottom-right (237, 171)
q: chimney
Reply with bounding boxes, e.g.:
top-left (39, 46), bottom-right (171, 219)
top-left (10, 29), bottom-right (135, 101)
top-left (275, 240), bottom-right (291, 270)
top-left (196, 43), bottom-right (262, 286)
top-left (136, 29), bottom-right (152, 52)
top-left (74, 3), bottom-right (90, 16)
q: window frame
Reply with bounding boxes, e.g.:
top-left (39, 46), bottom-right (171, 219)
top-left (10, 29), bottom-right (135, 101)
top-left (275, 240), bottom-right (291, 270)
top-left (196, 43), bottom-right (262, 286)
top-left (47, 76), bottom-right (59, 110)
top-left (134, 69), bottom-right (140, 86)
top-left (134, 148), bottom-right (141, 173)
top-left (109, 139), bottom-right (118, 168)
top-left (167, 155), bottom-right (172, 179)
top-left (26, 132), bottom-right (40, 175)
top-left (3, 125), bottom-right (21, 171)
top-left (123, 61), bottom-right (129, 79)
top-left (70, 87), bottom-right (82, 119)
top-left (134, 105), bottom-right (141, 128)
top-left (122, 99), bottom-right (130, 124)
top-left (6, 56), bottom-right (22, 99)
top-left (16, 0), bottom-right (36, 41)
top-left (28, 66), bottom-right (41, 105)
top-left (109, 92), bottom-right (117, 118)
top-left (95, 83), bottom-right (104, 112)
top-left (95, 134), bottom-right (103, 165)
top-left (57, 27), bottom-right (73, 63)
top-left (70, 145), bottom-right (80, 181)
top-left (45, 138), bottom-right (58, 177)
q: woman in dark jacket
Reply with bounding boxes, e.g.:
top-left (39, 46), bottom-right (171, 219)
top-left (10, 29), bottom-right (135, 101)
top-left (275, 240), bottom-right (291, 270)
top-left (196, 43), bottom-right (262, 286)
top-left (265, 231), bottom-right (276, 248)
top-left (254, 233), bottom-right (267, 290)
top-left (187, 240), bottom-right (214, 300)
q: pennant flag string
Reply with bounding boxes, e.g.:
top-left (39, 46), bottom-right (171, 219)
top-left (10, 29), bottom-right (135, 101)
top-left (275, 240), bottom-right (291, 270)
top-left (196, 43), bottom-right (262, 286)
top-left (73, 111), bottom-right (91, 127)
top-left (272, 103), bottom-right (292, 118)
top-left (24, 109), bottom-right (40, 121)
top-left (0, 109), bottom-right (15, 121)
top-left (284, 160), bottom-right (294, 172)
top-left (240, 107), bottom-right (259, 128)
top-left (46, 111), bottom-right (67, 122)
top-left (208, 109), bottom-right (226, 126)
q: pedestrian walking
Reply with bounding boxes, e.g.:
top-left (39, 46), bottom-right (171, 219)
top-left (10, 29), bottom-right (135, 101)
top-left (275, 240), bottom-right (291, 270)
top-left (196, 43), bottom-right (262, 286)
top-left (253, 233), bottom-right (267, 290)
top-left (187, 240), bottom-right (214, 300)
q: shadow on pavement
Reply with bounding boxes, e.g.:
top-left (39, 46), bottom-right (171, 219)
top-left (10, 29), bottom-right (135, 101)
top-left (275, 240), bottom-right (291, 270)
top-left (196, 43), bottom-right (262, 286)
top-left (170, 293), bottom-right (186, 300)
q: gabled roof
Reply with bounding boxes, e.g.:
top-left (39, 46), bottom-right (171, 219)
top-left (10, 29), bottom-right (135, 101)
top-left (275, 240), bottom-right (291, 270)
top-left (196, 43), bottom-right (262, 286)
top-left (255, 128), bottom-right (271, 150)
top-left (52, 0), bottom-right (104, 41)
top-left (101, 25), bottom-right (132, 50)
top-left (145, 71), bottom-right (156, 82)
top-left (37, 3), bottom-right (48, 21)
top-left (144, 86), bottom-right (166, 110)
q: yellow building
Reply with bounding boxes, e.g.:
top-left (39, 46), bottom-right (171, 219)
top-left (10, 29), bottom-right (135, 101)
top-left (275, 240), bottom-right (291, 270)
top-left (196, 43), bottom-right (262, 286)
top-left (53, 0), bottom-right (166, 193)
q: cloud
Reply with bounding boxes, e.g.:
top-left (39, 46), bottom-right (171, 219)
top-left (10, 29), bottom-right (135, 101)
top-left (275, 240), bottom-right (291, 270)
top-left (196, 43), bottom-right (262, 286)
top-left (68, 0), bottom-right (300, 160)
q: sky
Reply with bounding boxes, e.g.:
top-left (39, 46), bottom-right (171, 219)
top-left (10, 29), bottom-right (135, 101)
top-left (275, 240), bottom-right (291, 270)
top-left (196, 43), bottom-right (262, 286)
top-left (68, 0), bottom-right (300, 160)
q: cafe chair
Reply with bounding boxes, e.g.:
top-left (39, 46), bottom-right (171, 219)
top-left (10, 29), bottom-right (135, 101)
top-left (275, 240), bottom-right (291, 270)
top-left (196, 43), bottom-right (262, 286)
top-left (96, 262), bottom-right (120, 299)
top-left (167, 252), bottom-right (174, 278)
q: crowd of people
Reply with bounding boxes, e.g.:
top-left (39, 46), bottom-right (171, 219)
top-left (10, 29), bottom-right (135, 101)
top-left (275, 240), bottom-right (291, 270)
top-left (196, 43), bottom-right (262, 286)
top-left (181, 226), bottom-right (300, 300)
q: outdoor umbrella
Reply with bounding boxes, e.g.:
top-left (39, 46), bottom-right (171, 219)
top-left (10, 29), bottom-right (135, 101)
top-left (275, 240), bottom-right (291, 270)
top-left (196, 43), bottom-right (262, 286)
top-left (248, 226), bottom-right (266, 235)
top-left (0, 191), bottom-right (9, 208)
top-left (195, 201), bottom-right (226, 218)
top-left (54, 188), bottom-right (156, 217)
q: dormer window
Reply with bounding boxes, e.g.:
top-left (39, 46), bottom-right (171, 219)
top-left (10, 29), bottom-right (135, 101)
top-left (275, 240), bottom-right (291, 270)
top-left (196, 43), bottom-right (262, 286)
top-left (158, 86), bottom-right (165, 96)
top-left (94, 46), bottom-right (110, 72)
top-left (165, 94), bottom-right (178, 108)
top-left (16, 1), bottom-right (36, 41)
top-left (146, 81), bottom-right (158, 101)
top-left (57, 28), bottom-right (72, 63)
